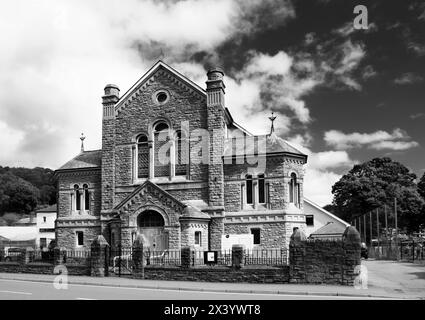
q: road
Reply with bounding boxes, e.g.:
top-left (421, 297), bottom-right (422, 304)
top-left (0, 278), bottom-right (384, 300)
top-left (364, 259), bottom-right (425, 297)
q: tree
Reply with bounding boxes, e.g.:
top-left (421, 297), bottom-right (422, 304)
top-left (418, 172), bottom-right (425, 200)
top-left (0, 172), bottom-right (39, 215)
top-left (0, 166), bottom-right (57, 205)
top-left (331, 157), bottom-right (425, 233)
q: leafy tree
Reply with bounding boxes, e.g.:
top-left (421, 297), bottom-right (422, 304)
top-left (418, 172), bottom-right (425, 200)
top-left (0, 172), bottom-right (39, 215)
top-left (0, 166), bottom-right (56, 205)
top-left (331, 157), bottom-right (425, 233)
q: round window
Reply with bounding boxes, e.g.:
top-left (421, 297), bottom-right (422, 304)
top-left (156, 92), bottom-right (168, 103)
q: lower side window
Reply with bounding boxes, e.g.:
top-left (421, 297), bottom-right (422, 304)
top-left (251, 228), bottom-right (261, 245)
top-left (76, 231), bottom-right (84, 246)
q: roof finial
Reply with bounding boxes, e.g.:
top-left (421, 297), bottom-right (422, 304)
top-left (158, 48), bottom-right (165, 61)
top-left (80, 133), bottom-right (86, 152)
top-left (269, 112), bottom-right (276, 135)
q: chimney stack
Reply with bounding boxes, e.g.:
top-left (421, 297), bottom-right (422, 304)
top-left (102, 84), bottom-right (120, 120)
top-left (206, 68), bottom-right (225, 107)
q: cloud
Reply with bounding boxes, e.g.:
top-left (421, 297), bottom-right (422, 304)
top-left (324, 128), bottom-right (419, 151)
top-left (394, 72), bottom-right (424, 85)
top-left (410, 113), bottom-right (425, 120)
top-left (407, 42), bottom-right (425, 56)
top-left (0, 0), bottom-right (296, 169)
top-left (362, 65), bottom-right (377, 80)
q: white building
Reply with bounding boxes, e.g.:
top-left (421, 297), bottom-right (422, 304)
top-left (303, 198), bottom-right (350, 239)
top-left (36, 205), bottom-right (57, 248)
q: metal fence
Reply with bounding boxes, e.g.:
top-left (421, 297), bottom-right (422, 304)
top-left (106, 247), bottom-right (288, 276)
top-left (368, 240), bottom-right (425, 262)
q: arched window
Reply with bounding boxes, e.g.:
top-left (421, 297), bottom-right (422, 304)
top-left (246, 175), bottom-right (253, 204)
top-left (258, 174), bottom-right (265, 204)
top-left (175, 130), bottom-right (188, 176)
top-left (137, 134), bottom-right (149, 179)
top-left (83, 184), bottom-right (90, 211)
top-left (137, 210), bottom-right (165, 228)
top-left (74, 184), bottom-right (81, 211)
top-left (289, 173), bottom-right (300, 206)
top-left (153, 121), bottom-right (170, 177)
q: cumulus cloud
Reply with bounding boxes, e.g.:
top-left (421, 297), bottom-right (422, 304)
top-left (0, 0), bottom-right (296, 168)
top-left (394, 72), bottom-right (424, 85)
top-left (324, 128), bottom-right (419, 151)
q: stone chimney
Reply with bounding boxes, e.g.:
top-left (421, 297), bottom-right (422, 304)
top-left (205, 67), bottom-right (226, 251)
top-left (101, 84), bottom-right (119, 214)
top-left (206, 68), bottom-right (225, 107)
top-left (102, 84), bottom-right (120, 120)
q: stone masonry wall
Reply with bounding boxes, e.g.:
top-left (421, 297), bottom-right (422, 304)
top-left (57, 170), bottom-right (102, 218)
top-left (56, 226), bottom-right (101, 249)
top-left (114, 68), bottom-right (208, 187)
top-left (289, 228), bottom-right (361, 286)
top-left (224, 222), bottom-right (288, 249)
top-left (140, 266), bottom-right (290, 284)
top-left (223, 156), bottom-right (305, 212)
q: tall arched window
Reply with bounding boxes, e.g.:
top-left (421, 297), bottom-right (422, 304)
top-left (153, 121), bottom-right (170, 177)
top-left (246, 175), bottom-right (253, 204)
top-left (137, 134), bottom-right (149, 179)
top-left (289, 173), bottom-right (300, 207)
top-left (258, 174), bottom-right (265, 204)
top-left (74, 184), bottom-right (81, 211)
top-left (175, 130), bottom-right (188, 176)
top-left (83, 184), bottom-right (90, 211)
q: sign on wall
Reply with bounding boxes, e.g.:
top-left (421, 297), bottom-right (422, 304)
top-left (203, 251), bottom-right (218, 264)
top-left (221, 234), bottom-right (254, 252)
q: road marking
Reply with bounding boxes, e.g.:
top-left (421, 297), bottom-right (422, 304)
top-left (0, 278), bottom-right (395, 299)
top-left (76, 297), bottom-right (97, 300)
top-left (0, 290), bottom-right (32, 295)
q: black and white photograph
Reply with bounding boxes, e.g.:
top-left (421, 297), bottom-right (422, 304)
top-left (0, 0), bottom-right (424, 310)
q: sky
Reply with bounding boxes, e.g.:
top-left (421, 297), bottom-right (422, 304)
top-left (0, 0), bottom-right (424, 206)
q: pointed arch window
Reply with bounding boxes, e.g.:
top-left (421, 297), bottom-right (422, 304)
top-left (83, 184), bottom-right (90, 211)
top-left (137, 134), bottom-right (149, 179)
top-left (175, 130), bottom-right (188, 176)
top-left (74, 184), bottom-right (81, 211)
top-left (258, 174), bottom-right (265, 204)
top-left (246, 175), bottom-right (253, 204)
top-left (153, 121), bottom-right (170, 177)
top-left (289, 173), bottom-right (301, 207)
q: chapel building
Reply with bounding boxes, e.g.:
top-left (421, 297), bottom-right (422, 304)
top-left (54, 60), bottom-right (308, 251)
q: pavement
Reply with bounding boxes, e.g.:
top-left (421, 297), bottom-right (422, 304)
top-left (0, 259), bottom-right (424, 299)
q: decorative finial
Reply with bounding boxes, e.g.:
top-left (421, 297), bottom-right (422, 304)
top-left (158, 48), bottom-right (165, 61)
top-left (269, 112), bottom-right (276, 135)
top-left (80, 133), bottom-right (86, 152)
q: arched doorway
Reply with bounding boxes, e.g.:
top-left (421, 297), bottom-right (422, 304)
top-left (137, 210), bottom-right (168, 251)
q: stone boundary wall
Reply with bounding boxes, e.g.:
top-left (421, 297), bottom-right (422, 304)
top-left (140, 266), bottom-right (290, 284)
top-left (289, 226), bottom-right (361, 286)
top-left (0, 229), bottom-right (361, 286)
top-left (0, 262), bottom-right (90, 276)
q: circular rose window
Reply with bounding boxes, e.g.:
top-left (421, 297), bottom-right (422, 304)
top-left (156, 92), bottom-right (168, 103)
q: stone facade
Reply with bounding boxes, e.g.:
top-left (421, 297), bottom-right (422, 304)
top-left (55, 61), bottom-right (308, 251)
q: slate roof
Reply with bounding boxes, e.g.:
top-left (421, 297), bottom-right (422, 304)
top-left (223, 132), bottom-right (307, 159)
top-left (180, 206), bottom-right (210, 220)
top-left (57, 150), bottom-right (102, 171)
top-left (36, 204), bottom-right (58, 213)
top-left (310, 222), bottom-right (347, 237)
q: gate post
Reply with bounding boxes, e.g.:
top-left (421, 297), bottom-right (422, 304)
top-left (231, 245), bottom-right (244, 269)
top-left (90, 235), bottom-right (109, 277)
top-left (133, 234), bottom-right (145, 279)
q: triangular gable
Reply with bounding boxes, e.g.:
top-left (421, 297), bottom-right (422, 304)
top-left (115, 60), bottom-right (206, 114)
top-left (304, 198), bottom-right (350, 227)
top-left (114, 180), bottom-right (186, 215)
